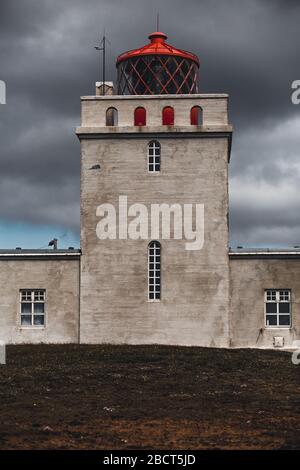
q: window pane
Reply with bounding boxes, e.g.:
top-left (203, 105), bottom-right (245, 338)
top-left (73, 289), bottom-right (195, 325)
top-left (266, 290), bottom-right (276, 301)
top-left (266, 303), bottom-right (277, 313)
top-left (22, 291), bottom-right (32, 301)
top-left (34, 291), bottom-right (45, 301)
top-left (279, 315), bottom-right (290, 326)
top-left (279, 290), bottom-right (290, 301)
top-left (33, 315), bottom-right (45, 326)
top-left (21, 315), bottom-right (32, 326)
top-left (279, 303), bottom-right (290, 314)
top-left (266, 315), bottom-right (277, 326)
top-left (21, 303), bottom-right (32, 314)
top-left (34, 302), bottom-right (44, 314)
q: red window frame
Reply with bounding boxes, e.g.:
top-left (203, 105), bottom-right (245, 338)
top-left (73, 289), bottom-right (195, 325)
top-left (162, 106), bottom-right (174, 126)
top-left (134, 107), bottom-right (146, 126)
top-left (191, 106), bottom-right (203, 125)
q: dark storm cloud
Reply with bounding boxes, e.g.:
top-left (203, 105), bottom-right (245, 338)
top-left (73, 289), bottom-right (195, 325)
top-left (0, 0), bottom-right (300, 246)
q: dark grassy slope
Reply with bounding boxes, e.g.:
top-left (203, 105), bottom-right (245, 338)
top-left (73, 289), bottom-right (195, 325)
top-left (0, 344), bottom-right (299, 449)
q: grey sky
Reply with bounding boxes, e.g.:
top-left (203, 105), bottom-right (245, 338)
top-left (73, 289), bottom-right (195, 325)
top-left (0, 0), bottom-right (300, 247)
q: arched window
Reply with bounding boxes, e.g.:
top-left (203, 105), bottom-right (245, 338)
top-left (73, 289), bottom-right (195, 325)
top-left (148, 241), bottom-right (161, 301)
top-left (106, 107), bottom-right (118, 126)
top-left (148, 140), bottom-right (161, 173)
top-left (134, 107), bottom-right (146, 126)
top-left (190, 106), bottom-right (203, 125)
top-left (162, 106), bottom-right (174, 125)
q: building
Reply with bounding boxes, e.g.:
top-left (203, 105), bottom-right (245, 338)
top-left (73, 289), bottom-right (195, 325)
top-left (0, 31), bottom-right (299, 350)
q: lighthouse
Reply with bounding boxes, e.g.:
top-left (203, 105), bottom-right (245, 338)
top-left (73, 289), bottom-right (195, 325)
top-left (77, 31), bottom-right (232, 346)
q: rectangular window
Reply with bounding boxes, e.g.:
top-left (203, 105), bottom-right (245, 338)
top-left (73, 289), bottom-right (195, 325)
top-left (265, 289), bottom-right (291, 328)
top-left (148, 241), bottom-right (161, 301)
top-left (20, 289), bottom-right (46, 327)
top-left (148, 141), bottom-right (161, 173)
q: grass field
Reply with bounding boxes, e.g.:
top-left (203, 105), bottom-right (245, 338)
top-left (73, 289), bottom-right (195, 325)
top-left (0, 344), bottom-right (299, 449)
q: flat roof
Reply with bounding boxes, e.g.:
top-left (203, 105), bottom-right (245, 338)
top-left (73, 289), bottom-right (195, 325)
top-left (229, 248), bottom-right (300, 259)
top-left (0, 249), bottom-right (81, 260)
top-left (80, 93), bottom-right (229, 101)
top-left (1, 247), bottom-right (300, 260)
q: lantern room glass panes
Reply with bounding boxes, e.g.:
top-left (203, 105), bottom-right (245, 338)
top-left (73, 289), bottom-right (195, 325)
top-left (117, 55), bottom-right (199, 95)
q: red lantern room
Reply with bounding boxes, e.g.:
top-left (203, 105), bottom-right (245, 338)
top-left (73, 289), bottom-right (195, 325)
top-left (116, 32), bottom-right (200, 95)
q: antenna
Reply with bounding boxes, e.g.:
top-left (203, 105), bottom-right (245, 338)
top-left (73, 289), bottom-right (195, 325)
top-left (156, 11), bottom-right (160, 31)
top-left (94, 33), bottom-right (106, 96)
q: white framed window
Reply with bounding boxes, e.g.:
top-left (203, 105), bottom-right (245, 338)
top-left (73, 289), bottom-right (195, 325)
top-left (148, 140), bottom-right (161, 173)
top-left (20, 289), bottom-right (46, 327)
top-left (148, 241), bottom-right (161, 301)
top-left (265, 289), bottom-right (291, 328)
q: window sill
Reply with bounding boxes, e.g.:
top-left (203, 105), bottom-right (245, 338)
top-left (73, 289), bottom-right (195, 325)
top-left (264, 326), bottom-right (291, 330)
top-left (19, 326), bottom-right (46, 330)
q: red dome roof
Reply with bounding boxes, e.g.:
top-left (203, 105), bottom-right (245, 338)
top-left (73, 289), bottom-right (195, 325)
top-left (117, 32), bottom-right (199, 66)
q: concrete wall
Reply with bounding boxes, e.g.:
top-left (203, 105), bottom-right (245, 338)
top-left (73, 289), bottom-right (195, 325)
top-left (229, 257), bottom-right (300, 349)
top-left (78, 95), bottom-right (232, 347)
top-left (0, 257), bottom-right (80, 344)
top-left (81, 94), bottom-right (229, 128)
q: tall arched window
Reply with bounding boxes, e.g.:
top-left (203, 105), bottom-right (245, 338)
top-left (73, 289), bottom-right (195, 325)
top-left (190, 106), bottom-right (203, 125)
top-left (134, 107), bottom-right (146, 126)
top-left (106, 107), bottom-right (118, 126)
top-left (162, 106), bottom-right (174, 125)
top-left (148, 140), bottom-right (161, 173)
top-left (148, 241), bottom-right (161, 301)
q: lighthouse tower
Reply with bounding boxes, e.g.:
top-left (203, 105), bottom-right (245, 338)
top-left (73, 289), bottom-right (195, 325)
top-left (77, 32), bottom-right (232, 346)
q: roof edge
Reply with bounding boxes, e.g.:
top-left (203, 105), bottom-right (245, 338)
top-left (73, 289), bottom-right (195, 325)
top-left (0, 249), bottom-right (81, 260)
top-left (229, 249), bottom-right (300, 259)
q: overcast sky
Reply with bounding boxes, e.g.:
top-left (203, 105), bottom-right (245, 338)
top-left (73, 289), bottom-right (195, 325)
top-left (0, 0), bottom-right (300, 248)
